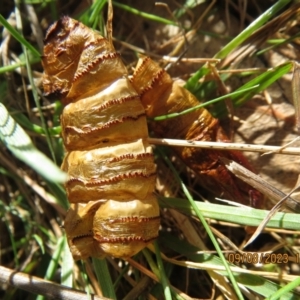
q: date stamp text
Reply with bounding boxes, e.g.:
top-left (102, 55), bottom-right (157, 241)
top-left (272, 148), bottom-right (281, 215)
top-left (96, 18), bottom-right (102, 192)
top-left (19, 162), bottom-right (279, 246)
top-left (226, 252), bottom-right (299, 264)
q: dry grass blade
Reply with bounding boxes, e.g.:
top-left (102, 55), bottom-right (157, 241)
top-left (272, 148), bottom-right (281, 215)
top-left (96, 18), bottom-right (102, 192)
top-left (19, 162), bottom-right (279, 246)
top-left (292, 61), bottom-right (300, 132)
top-left (222, 157), bottom-right (300, 247)
top-left (149, 137), bottom-right (300, 155)
top-left (222, 157), bottom-right (300, 212)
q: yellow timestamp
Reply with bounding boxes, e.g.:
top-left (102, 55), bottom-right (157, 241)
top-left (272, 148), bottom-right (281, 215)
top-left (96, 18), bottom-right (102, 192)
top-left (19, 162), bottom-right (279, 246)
top-left (226, 252), bottom-right (299, 264)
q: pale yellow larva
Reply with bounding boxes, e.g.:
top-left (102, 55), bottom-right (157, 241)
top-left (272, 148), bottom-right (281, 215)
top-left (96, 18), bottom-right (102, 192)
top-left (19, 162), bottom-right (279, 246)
top-left (42, 17), bottom-right (159, 260)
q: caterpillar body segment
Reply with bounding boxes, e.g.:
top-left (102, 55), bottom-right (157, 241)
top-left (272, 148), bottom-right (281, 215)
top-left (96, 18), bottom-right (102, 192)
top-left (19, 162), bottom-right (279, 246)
top-left (131, 57), bottom-right (264, 209)
top-left (42, 17), bottom-right (159, 260)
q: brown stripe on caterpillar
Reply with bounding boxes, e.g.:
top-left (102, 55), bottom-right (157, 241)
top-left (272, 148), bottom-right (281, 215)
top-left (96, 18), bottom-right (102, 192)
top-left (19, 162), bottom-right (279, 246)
top-left (109, 152), bottom-right (154, 163)
top-left (66, 171), bottom-right (156, 188)
top-left (72, 52), bottom-right (121, 83)
top-left (107, 215), bottom-right (160, 223)
top-left (96, 94), bottom-right (141, 110)
top-left (71, 231), bottom-right (159, 244)
top-left (42, 17), bottom-right (159, 259)
top-left (64, 113), bottom-right (146, 134)
top-left (95, 234), bottom-right (159, 244)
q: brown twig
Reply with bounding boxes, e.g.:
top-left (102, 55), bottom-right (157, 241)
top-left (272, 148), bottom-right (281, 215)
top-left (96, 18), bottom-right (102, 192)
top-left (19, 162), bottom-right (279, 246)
top-left (0, 266), bottom-right (110, 300)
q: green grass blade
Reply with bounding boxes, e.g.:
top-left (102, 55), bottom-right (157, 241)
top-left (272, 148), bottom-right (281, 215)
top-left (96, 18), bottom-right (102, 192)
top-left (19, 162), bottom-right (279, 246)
top-left (160, 197), bottom-right (300, 230)
top-left (185, 0), bottom-right (291, 94)
top-left (212, 61), bottom-right (293, 117)
top-left (266, 276), bottom-right (300, 300)
top-left (45, 179), bottom-right (68, 210)
top-left (214, 0), bottom-right (291, 59)
top-left (153, 85), bottom-right (259, 121)
top-left (154, 242), bottom-right (172, 300)
top-left (36, 236), bottom-right (65, 300)
top-left (238, 274), bottom-right (298, 299)
top-left (32, 234), bottom-right (45, 254)
top-left (12, 110), bottom-right (61, 136)
top-left (0, 14), bottom-right (40, 57)
top-left (0, 103), bottom-right (67, 183)
top-left (232, 62), bottom-right (293, 107)
top-left (61, 236), bottom-right (73, 287)
top-left (92, 258), bottom-right (116, 299)
top-left (14, 8), bottom-right (57, 164)
top-left (174, 0), bottom-right (205, 18)
top-left (113, 1), bottom-right (177, 26)
top-left (159, 148), bottom-right (244, 300)
top-left (181, 61), bottom-right (292, 119)
top-left (0, 56), bottom-right (41, 74)
top-left (44, 236), bottom-right (65, 280)
top-left (79, 0), bottom-right (107, 30)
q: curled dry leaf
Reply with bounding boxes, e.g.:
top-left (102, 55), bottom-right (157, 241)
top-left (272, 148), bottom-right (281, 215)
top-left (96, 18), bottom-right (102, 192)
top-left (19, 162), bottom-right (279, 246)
top-left (42, 17), bottom-right (159, 259)
top-left (131, 57), bottom-right (264, 208)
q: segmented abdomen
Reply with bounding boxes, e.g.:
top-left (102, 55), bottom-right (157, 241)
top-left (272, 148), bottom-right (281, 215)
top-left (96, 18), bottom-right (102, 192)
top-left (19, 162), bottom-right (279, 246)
top-left (131, 57), bottom-right (264, 208)
top-left (42, 17), bottom-right (159, 260)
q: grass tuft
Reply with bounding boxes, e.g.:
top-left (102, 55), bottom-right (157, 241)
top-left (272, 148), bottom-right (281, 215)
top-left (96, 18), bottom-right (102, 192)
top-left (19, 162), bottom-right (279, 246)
top-left (1, 0), bottom-right (300, 299)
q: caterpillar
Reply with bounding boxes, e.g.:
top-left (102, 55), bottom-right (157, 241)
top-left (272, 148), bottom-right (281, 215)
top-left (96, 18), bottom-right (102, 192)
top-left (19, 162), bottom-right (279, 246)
top-left (131, 57), bottom-right (264, 209)
top-left (42, 17), bottom-right (160, 260)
